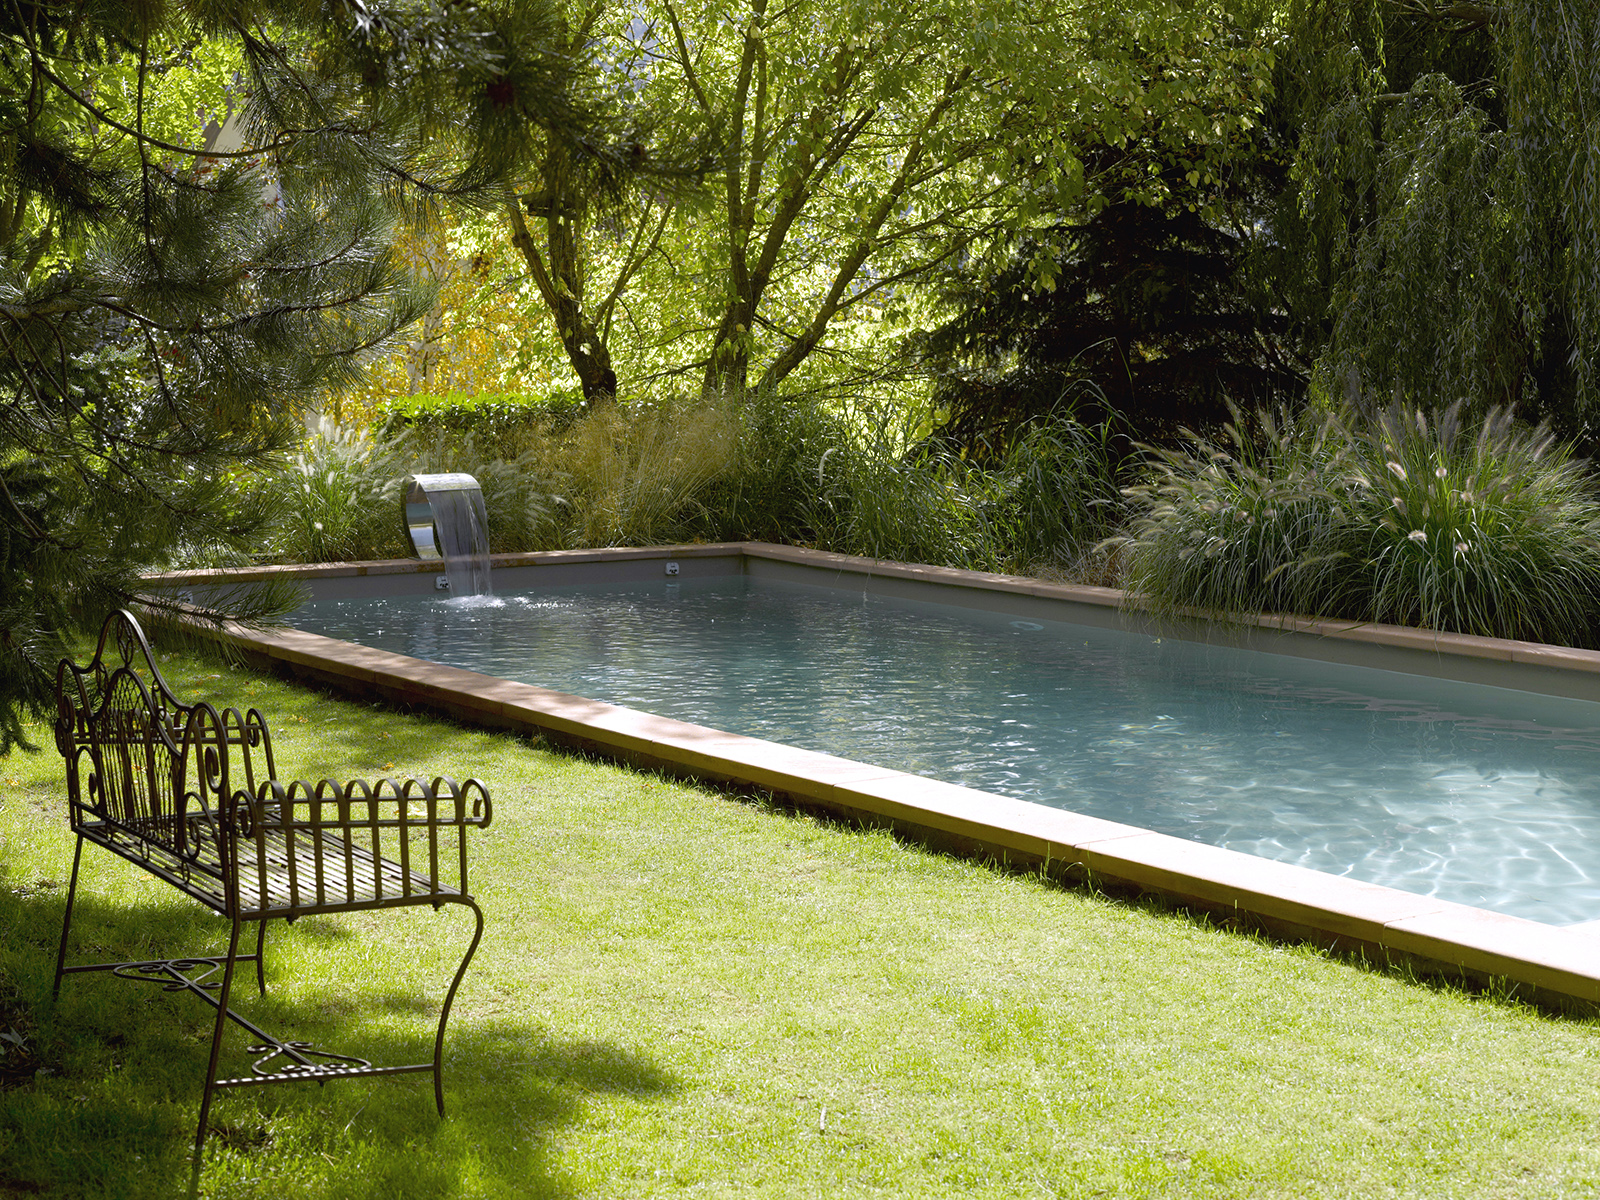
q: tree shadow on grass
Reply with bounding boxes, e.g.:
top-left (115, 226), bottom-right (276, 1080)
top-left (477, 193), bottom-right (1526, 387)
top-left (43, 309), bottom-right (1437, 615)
top-left (1, 885), bottom-right (679, 1199)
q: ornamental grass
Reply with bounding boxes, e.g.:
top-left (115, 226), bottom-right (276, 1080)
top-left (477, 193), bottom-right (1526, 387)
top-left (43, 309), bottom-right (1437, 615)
top-left (1113, 403), bottom-right (1600, 645)
top-left (1350, 404), bottom-right (1600, 643)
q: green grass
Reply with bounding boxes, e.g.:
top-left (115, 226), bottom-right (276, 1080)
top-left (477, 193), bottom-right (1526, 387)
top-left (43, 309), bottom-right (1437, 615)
top-left (4, 648), bottom-right (1600, 1197)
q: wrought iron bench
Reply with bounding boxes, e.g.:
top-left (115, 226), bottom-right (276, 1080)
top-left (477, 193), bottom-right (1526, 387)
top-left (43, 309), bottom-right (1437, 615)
top-left (52, 609), bottom-right (492, 1161)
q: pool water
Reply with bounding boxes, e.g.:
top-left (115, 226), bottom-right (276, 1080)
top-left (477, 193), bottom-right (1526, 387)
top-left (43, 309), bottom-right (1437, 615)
top-left (291, 577), bottom-right (1600, 925)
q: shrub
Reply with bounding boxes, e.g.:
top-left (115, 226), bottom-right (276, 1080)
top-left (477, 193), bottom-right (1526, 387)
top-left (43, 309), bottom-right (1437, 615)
top-left (378, 394), bottom-right (742, 552)
top-left (259, 391), bottom-right (1121, 577)
top-left (1113, 403), bottom-right (1600, 645)
top-left (1347, 404), bottom-right (1600, 643)
top-left (801, 398), bottom-right (996, 569)
top-left (378, 390), bottom-right (587, 459)
top-left (794, 400), bottom-right (1123, 573)
top-left (694, 388), bottom-right (856, 545)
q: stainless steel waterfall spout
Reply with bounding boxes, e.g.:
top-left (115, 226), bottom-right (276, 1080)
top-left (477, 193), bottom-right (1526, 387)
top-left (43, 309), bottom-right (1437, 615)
top-left (402, 473), bottom-right (494, 596)
top-left (403, 473), bottom-right (481, 560)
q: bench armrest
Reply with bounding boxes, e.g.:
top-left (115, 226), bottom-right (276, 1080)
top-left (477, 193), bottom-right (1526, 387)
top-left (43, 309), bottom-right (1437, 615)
top-left (231, 776), bottom-right (492, 910)
top-left (250, 775), bottom-right (493, 831)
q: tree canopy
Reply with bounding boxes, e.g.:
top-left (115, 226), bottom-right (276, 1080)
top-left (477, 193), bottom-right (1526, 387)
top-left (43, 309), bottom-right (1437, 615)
top-left (915, 0), bottom-right (1600, 450)
top-left (1233, 0), bottom-right (1599, 437)
top-left (0, 0), bottom-right (619, 748)
top-left (486, 0), bottom-right (1278, 408)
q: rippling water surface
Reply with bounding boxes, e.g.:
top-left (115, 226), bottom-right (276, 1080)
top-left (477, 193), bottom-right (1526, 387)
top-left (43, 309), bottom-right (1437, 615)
top-left (292, 577), bottom-right (1600, 925)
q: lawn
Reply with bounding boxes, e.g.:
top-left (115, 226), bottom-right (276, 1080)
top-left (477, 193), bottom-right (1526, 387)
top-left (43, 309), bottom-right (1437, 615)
top-left (2, 645), bottom-right (1599, 1198)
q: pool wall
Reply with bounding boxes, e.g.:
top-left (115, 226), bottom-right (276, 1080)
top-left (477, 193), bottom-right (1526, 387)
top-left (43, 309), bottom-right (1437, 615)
top-left (145, 542), bottom-right (1600, 1010)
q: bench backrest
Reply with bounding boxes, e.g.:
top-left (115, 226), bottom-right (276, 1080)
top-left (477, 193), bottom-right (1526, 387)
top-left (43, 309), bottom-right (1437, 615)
top-left (55, 611), bottom-right (278, 871)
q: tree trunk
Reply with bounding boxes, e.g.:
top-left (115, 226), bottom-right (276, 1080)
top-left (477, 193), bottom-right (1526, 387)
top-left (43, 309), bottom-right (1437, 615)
top-left (506, 194), bottom-right (617, 405)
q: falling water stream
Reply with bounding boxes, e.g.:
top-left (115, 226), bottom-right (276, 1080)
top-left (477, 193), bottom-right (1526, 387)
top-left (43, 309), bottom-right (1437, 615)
top-left (402, 473), bottom-right (492, 597)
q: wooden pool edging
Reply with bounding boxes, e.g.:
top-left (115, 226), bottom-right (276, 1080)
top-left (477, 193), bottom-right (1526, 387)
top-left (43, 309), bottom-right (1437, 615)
top-left (146, 543), bottom-right (1600, 1010)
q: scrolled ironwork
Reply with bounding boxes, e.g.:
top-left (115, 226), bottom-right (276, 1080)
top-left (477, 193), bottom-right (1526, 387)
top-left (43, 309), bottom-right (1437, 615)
top-left (244, 1041), bottom-right (374, 1078)
top-left (112, 957), bottom-right (225, 992)
top-left (52, 608), bottom-right (494, 1168)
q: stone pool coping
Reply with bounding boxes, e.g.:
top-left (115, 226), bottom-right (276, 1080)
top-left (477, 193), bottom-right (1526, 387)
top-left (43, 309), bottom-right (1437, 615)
top-left (147, 542), bottom-right (1600, 1009)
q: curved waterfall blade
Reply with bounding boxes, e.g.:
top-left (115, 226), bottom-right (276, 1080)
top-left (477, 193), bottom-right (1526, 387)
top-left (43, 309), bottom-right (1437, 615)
top-left (404, 475), bottom-right (492, 597)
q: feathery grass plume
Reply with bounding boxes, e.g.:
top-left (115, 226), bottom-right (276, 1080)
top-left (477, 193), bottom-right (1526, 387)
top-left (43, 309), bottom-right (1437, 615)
top-left (557, 397), bottom-right (741, 547)
top-left (1346, 403), bottom-right (1600, 643)
top-left (1108, 407), bottom-right (1358, 621)
top-left (267, 415), bottom-right (410, 564)
top-left (382, 393), bottom-right (749, 553)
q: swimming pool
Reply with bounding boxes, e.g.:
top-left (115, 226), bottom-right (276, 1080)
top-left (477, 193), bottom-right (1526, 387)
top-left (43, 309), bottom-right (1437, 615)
top-left (290, 574), bottom-right (1600, 926)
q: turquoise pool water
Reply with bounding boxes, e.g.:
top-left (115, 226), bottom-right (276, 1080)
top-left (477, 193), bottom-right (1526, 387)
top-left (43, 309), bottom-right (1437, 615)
top-left (291, 576), bottom-right (1600, 925)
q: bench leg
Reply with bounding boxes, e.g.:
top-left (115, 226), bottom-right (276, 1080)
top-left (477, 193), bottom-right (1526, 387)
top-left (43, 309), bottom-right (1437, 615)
top-left (254, 920), bottom-right (267, 997)
top-left (51, 837), bottom-right (85, 1001)
top-left (433, 899), bottom-right (485, 1117)
top-left (194, 915), bottom-right (243, 1164)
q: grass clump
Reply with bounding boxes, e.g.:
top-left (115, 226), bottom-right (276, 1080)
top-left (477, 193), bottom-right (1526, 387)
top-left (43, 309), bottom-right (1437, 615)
top-left (265, 415), bottom-right (411, 564)
top-left (5, 649), bottom-right (1600, 1197)
top-left (1109, 406), bottom-right (1355, 618)
top-left (1352, 404), bottom-right (1600, 642)
top-left (1114, 402), bottom-right (1600, 643)
top-left (769, 396), bottom-right (1123, 575)
top-left (251, 396), bottom-right (734, 562)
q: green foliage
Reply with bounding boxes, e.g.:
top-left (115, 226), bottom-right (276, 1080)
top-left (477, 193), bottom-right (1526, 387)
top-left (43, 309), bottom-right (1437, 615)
top-left (0, 0), bottom-right (623, 746)
top-left (550, 399), bottom-right (741, 547)
top-left (984, 413), bottom-right (1128, 572)
top-left (921, 0), bottom-right (1288, 444)
top-left (253, 419), bottom-right (569, 562)
top-left (1114, 404), bottom-right (1600, 644)
top-left (267, 418), bottom-right (410, 565)
top-left (381, 390), bottom-right (586, 433)
top-left (378, 390), bottom-right (588, 457)
top-left (252, 397), bottom-right (735, 560)
top-left (254, 388), bottom-right (1124, 576)
top-left (695, 388), bottom-right (858, 546)
top-left (790, 400), bottom-right (1124, 574)
top-left (1282, 0), bottom-right (1600, 432)
top-left (493, 0), bottom-right (1284, 410)
top-left (1310, 74), bottom-right (1522, 413)
top-left (1499, 0), bottom-right (1600, 416)
top-left (924, 196), bottom-right (1302, 445)
top-left (812, 430), bottom-right (999, 571)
